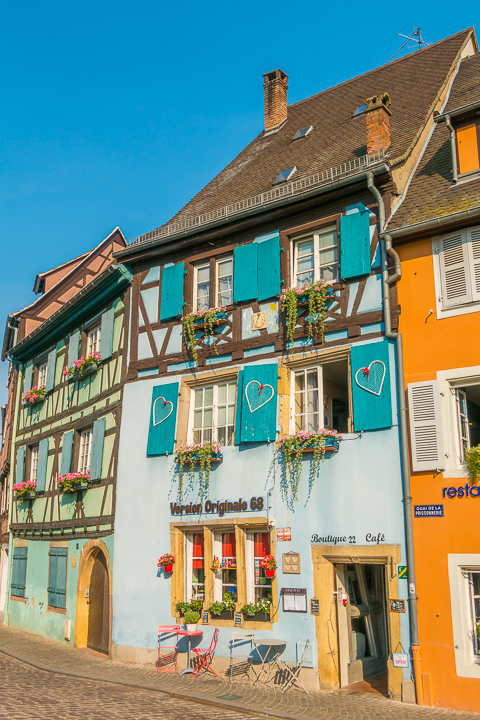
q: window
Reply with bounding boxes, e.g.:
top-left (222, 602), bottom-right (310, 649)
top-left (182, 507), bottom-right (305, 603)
top-left (253, 532), bottom-right (272, 604)
top-left (194, 263), bottom-right (210, 311)
top-left (273, 167), bottom-right (296, 185)
top-left (186, 533), bottom-right (205, 602)
top-left (456, 120), bottom-right (480, 175)
top-left (11, 546), bottom-right (27, 598)
top-left (434, 227), bottom-right (480, 312)
top-left (37, 361), bottom-right (48, 388)
top-left (292, 126), bottom-right (312, 140)
top-left (293, 226), bottom-right (339, 286)
top-left (467, 570), bottom-right (480, 657)
top-left (87, 324), bottom-right (101, 356)
top-left (293, 360), bottom-right (350, 434)
top-left (192, 382), bottom-right (237, 445)
top-left (78, 429), bottom-right (93, 473)
top-left (455, 386), bottom-right (480, 461)
top-left (217, 256), bottom-right (233, 306)
top-left (48, 547), bottom-right (68, 609)
top-left (30, 445), bottom-right (39, 483)
top-left (213, 532), bottom-right (237, 602)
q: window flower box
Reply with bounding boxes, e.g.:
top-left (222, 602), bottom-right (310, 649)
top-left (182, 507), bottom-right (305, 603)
top-left (56, 472), bottom-right (90, 493)
top-left (278, 429), bottom-right (342, 502)
top-left (23, 386), bottom-right (46, 407)
top-left (210, 609), bottom-right (235, 620)
top-left (13, 481), bottom-right (37, 501)
top-left (243, 611), bottom-right (270, 622)
top-left (63, 352), bottom-right (100, 382)
top-left (280, 280), bottom-right (335, 347)
top-left (193, 311), bottom-right (227, 330)
top-left (182, 306), bottom-right (227, 366)
top-left (175, 600), bottom-right (203, 617)
top-left (241, 600), bottom-right (271, 622)
top-left (174, 441), bottom-right (222, 501)
top-left (208, 592), bottom-right (236, 619)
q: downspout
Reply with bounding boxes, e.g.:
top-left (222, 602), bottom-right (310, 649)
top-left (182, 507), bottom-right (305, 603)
top-left (444, 115), bottom-right (458, 184)
top-left (366, 172), bottom-right (423, 706)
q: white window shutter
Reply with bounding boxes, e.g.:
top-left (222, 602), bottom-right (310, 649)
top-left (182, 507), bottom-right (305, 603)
top-left (466, 227), bottom-right (480, 302)
top-left (438, 232), bottom-right (471, 308)
top-left (407, 380), bottom-right (445, 472)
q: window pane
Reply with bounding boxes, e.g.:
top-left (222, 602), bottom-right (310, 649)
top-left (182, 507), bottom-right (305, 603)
top-left (193, 429), bottom-right (201, 444)
top-left (307, 390), bottom-right (318, 414)
top-left (297, 270), bottom-right (314, 286)
top-left (227, 427), bottom-right (234, 446)
top-left (295, 392), bottom-right (304, 415)
top-left (194, 388), bottom-right (203, 409)
top-left (228, 383), bottom-right (236, 402)
top-left (294, 371), bottom-right (305, 392)
top-left (297, 255), bottom-right (314, 273)
top-left (295, 415), bottom-right (302, 432)
top-left (297, 239), bottom-right (314, 256)
top-left (204, 386), bottom-right (214, 407)
top-left (218, 258), bottom-right (233, 277)
top-left (227, 404), bottom-right (235, 425)
top-left (218, 427), bottom-right (226, 445)
top-left (306, 369), bottom-right (318, 390)
top-left (218, 406), bottom-right (226, 426)
top-left (197, 266), bottom-right (210, 283)
top-left (319, 247), bottom-right (337, 265)
top-left (218, 384), bottom-right (226, 404)
top-left (320, 265), bottom-right (337, 282)
top-left (318, 230), bottom-right (337, 249)
top-left (204, 428), bottom-right (212, 443)
top-left (203, 408), bottom-right (213, 428)
top-left (194, 410), bottom-right (203, 430)
top-left (307, 414), bottom-right (318, 431)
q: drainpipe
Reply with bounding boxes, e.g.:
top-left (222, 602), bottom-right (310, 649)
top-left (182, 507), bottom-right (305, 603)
top-left (366, 172), bottom-right (423, 706)
top-left (444, 115), bottom-right (458, 184)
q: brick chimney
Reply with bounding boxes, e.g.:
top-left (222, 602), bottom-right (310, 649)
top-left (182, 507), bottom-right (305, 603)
top-left (365, 92), bottom-right (391, 156)
top-left (263, 69), bottom-right (289, 133)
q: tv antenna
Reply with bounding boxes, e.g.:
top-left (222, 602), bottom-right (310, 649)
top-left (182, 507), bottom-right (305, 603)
top-left (389, 27), bottom-right (430, 61)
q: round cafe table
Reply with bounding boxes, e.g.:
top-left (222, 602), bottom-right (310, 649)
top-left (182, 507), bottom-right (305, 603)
top-left (251, 638), bottom-right (287, 684)
top-left (177, 629), bottom-right (203, 675)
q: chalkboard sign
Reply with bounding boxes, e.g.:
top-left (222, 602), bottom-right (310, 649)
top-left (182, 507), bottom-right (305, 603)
top-left (310, 598), bottom-right (319, 615)
top-left (202, 610), bottom-right (209, 624)
top-left (389, 599), bottom-right (406, 613)
top-left (234, 611), bottom-right (242, 627)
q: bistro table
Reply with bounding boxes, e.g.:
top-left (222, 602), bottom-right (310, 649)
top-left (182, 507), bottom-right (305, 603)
top-left (178, 629), bottom-right (203, 675)
top-left (251, 639), bottom-right (287, 685)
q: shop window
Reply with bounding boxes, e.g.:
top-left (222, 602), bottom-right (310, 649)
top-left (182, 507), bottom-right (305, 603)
top-left (455, 385), bottom-right (480, 461)
top-left (293, 359), bottom-right (350, 434)
top-left (217, 256), bottom-right (233, 306)
top-left (292, 225), bottom-right (338, 286)
top-left (194, 263), bottom-right (210, 311)
top-left (191, 382), bottom-right (237, 445)
top-left (466, 570), bottom-right (480, 657)
top-left (86, 323), bottom-right (101, 356)
top-left (185, 533), bottom-right (205, 602)
top-left (244, 531), bottom-right (273, 604)
top-left (48, 547), bottom-right (68, 609)
top-left (213, 531), bottom-right (237, 601)
top-left (456, 120), bottom-right (480, 175)
top-left (78, 428), bottom-right (93, 473)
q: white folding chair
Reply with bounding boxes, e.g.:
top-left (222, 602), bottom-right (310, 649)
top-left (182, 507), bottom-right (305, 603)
top-left (228, 631), bottom-right (254, 683)
top-left (281, 640), bottom-right (311, 694)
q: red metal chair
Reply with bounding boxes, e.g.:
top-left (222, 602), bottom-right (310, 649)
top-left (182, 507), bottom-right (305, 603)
top-left (157, 624), bottom-right (180, 673)
top-left (192, 627), bottom-right (220, 678)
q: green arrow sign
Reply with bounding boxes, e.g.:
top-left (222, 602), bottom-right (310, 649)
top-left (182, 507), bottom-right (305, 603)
top-left (398, 565), bottom-right (407, 579)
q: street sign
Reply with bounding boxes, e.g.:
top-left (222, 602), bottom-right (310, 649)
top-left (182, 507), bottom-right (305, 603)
top-left (398, 565), bottom-right (407, 579)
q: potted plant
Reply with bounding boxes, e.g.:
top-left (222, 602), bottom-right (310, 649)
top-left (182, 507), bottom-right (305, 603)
top-left (158, 553), bottom-right (175, 573)
top-left (241, 598), bottom-right (271, 622)
top-left (182, 306), bottom-right (227, 366)
top-left (175, 441), bottom-right (222, 501)
top-left (260, 554), bottom-right (277, 579)
top-left (56, 471), bottom-right (90, 493)
top-left (175, 599), bottom-right (203, 617)
top-left (184, 609), bottom-right (200, 632)
top-left (279, 280), bottom-right (334, 349)
top-left (63, 351), bottom-right (101, 382)
top-left (23, 385), bottom-right (46, 407)
top-left (465, 445), bottom-right (480, 486)
top-left (208, 592), bottom-right (236, 620)
top-left (13, 480), bottom-right (37, 501)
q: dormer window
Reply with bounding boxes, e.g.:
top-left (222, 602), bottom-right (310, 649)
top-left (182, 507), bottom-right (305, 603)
top-left (456, 119), bottom-right (480, 175)
top-left (272, 167), bottom-right (297, 186)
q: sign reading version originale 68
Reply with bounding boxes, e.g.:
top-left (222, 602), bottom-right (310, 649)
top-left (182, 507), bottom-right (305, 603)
top-left (170, 496), bottom-right (265, 517)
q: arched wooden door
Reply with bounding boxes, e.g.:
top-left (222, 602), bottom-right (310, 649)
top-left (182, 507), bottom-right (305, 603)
top-left (87, 551), bottom-right (109, 654)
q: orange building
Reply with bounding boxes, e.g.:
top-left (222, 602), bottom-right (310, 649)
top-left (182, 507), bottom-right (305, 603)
top-left (386, 49), bottom-right (480, 711)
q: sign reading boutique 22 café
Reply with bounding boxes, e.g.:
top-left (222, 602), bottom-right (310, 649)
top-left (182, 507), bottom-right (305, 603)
top-left (170, 496), bottom-right (265, 517)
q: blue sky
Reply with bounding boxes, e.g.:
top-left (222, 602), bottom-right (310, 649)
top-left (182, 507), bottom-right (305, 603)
top-left (0, 1), bottom-right (478, 406)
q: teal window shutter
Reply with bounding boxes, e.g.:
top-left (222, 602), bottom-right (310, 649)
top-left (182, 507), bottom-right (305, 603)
top-left (60, 431), bottom-right (74, 475)
top-left (147, 382), bottom-right (179, 456)
top-left (48, 547), bottom-right (68, 608)
top-left (339, 205), bottom-right (371, 279)
top-left (239, 363), bottom-right (277, 443)
top-left (257, 234), bottom-right (281, 301)
top-left (45, 349), bottom-right (57, 393)
top-left (24, 364), bottom-right (33, 394)
top-left (100, 308), bottom-right (115, 360)
top-left (234, 244), bottom-right (258, 302)
top-left (68, 331), bottom-right (80, 367)
top-left (11, 547), bottom-right (28, 597)
top-left (36, 438), bottom-right (49, 492)
top-left (90, 417), bottom-right (106, 480)
top-left (234, 370), bottom-right (244, 445)
top-left (351, 339), bottom-right (392, 431)
top-left (160, 263), bottom-right (185, 320)
top-left (15, 446), bottom-right (25, 483)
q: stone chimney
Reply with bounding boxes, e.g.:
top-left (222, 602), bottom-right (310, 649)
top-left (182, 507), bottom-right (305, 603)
top-left (263, 69), bottom-right (289, 133)
top-left (365, 92), bottom-right (391, 156)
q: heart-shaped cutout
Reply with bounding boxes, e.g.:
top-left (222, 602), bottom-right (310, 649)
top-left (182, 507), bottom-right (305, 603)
top-left (355, 360), bottom-right (386, 397)
top-left (245, 380), bottom-right (274, 413)
top-left (153, 396), bottom-right (173, 426)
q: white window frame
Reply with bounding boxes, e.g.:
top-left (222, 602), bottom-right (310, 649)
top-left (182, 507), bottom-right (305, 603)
top-left (188, 382), bottom-right (237, 446)
top-left (78, 429), bottom-right (93, 474)
top-left (86, 324), bottom-right (101, 356)
top-left (245, 530), bottom-right (272, 605)
top-left (37, 361), bottom-right (48, 388)
top-left (448, 554), bottom-right (480, 677)
top-left (193, 262), bottom-right (211, 312)
top-left (291, 225), bottom-right (338, 288)
top-left (290, 365), bottom-right (324, 434)
top-left (212, 531), bottom-right (237, 602)
top-left (432, 226), bottom-right (480, 319)
top-left (216, 255), bottom-right (234, 307)
top-left (30, 446), bottom-right (39, 483)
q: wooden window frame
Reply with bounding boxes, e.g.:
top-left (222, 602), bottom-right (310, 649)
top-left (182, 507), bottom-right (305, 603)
top-left (291, 224), bottom-right (339, 287)
top-left (280, 215), bottom-right (341, 292)
top-left (188, 381), bottom-right (237, 446)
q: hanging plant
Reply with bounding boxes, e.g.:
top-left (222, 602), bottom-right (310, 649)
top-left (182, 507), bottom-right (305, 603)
top-left (23, 385), bottom-right (46, 406)
top-left (464, 445), bottom-right (480, 486)
top-left (63, 351), bottom-right (101, 381)
top-left (56, 471), bottom-right (90, 493)
top-left (279, 280), bottom-right (334, 349)
top-left (13, 480), bottom-right (37, 501)
top-left (174, 440), bottom-right (222, 501)
top-left (158, 553), bottom-right (176, 573)
top-left (182, 306), bottom-right (227, 366)
top-left (260, 554), bottom-right (277, 578)
top-left (278, 429), bottom-right (342, 502)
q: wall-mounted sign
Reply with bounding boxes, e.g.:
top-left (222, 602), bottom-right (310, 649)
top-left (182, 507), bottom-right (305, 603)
top-left (170, 496), bottom-right (265, 517)
top-left (389, 599), bottom-right (406, 613)
top-left (283, 552), bottom-right (301, 574)
top-left (414, 505), bottom-right (443, 517)
top-left (277, 527), bottom-right (291, 542)
top-left (311, 533), bottom-right (386, 545)
top-left (392, 653), bottom-right (409, 668)
top-left (234, 611), bottom-right (242, 627)
top-left (310, 598), bottom-right (319, 615)
top-left (281, 588), bottom-right (307, 613)
top-left (202, 610), bottom-right (209, 624)
top-left (398, 566), bottom-right (407, 579)
top-left (443, 484), bottom-right (480, 498)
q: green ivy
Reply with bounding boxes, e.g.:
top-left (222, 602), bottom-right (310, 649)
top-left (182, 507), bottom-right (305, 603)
top-left (208, 592), bottom-right (236, 615)
top-left (175, 440), bottom-right (222, 501)
top-left (182, 307), bottom-right (226, 367)
top-left (278, 430), bottom-right (342, 503)
top-left (279, 281), bottom-right (333, 350)
top-left (465, 445), bottom-right (480, 486)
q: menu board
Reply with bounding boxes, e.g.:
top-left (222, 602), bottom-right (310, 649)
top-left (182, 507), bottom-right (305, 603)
top-left (310, 598), bottom-right (319, 615)
top-left (234, 611), bottom-right (242, 627)
top-left (202, 610), bottom-right (209, 624)
top-left (282, 588), bottom-right (307, 613)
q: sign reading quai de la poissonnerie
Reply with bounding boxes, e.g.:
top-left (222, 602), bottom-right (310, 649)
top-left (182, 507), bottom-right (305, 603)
top-left (414, 505), bottom-right (443, 517)
top-left (170, 496), bottom-right (265, 517)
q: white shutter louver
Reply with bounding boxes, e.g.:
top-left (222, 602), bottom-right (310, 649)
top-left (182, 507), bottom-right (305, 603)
top-left (408, 380), bottom-right (445, 472)
top-left (439, 232), bottom-right (471, 308)
top-left (466, 227), bottom-right (480, 302)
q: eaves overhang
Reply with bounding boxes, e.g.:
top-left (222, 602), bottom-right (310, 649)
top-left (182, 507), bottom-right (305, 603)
top-left (1, 315), bottom-right (19, 363)
top-left (8, 263), bottom-right (132, 363)
top-left (387, 204), bottom-right (480, 242)
top-left (435, 99), bottom-right (480, 123)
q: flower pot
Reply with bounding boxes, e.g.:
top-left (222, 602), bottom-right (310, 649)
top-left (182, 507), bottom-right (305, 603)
top-left (186, 623), bottom-right (197, 632)
top-left (18, 491), bottom-right (36, 501)
top-left (70, 362), bottom-right (99, 382)
top-left (243, 611), bottom-right (270, 622)
top-left (210, 610), bottom-right (234, 620)
top-left (193, 312), bottom-right (227, 330)
top-left (265, 568), bottom-right (275, 579)
top-left (62, 481), bottom-right (89, 493)
top-left (24, 394), bottom-right (46, 407)
top-left (163, 563), bottom-right (173, 573)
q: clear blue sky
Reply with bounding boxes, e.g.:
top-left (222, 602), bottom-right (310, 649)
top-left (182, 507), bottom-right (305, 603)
top-left (0, 1), bottom-right (478, 407)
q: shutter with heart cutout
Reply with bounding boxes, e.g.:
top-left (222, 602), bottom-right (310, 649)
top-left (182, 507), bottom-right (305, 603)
top-left (237, 364), bottom-right (277, 443)
top-left (147, 382), bottom-right (179, 456)
top-left (351, 340), bottom-right (392, 431)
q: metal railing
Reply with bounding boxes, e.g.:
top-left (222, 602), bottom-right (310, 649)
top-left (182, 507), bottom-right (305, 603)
top-left (128, 149), bottom-right (388, 247)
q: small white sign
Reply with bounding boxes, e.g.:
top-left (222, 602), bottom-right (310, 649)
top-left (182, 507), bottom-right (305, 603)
top-left (392, 652), bottom-right (409, 668)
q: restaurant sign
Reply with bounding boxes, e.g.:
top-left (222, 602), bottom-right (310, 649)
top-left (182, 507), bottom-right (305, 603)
top-left (170, 496), bottom-right (265, 517)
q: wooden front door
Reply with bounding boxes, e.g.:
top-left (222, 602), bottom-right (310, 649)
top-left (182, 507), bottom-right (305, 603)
top-left (87, 551), bottom-right (109, 654)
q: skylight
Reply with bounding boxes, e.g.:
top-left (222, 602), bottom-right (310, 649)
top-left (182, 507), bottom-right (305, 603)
top-left (353, 104), bottom-right (367, 117)
top-left (292, 126), bottom-right (313, 140)
top-left (272, 167), bottom-right (297, 186)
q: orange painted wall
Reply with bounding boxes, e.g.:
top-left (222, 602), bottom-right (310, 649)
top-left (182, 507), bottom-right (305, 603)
top-left (397, 236), bottom-right (480, 712)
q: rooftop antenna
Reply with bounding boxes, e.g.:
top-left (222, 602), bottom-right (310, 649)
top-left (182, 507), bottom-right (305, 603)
top-left (389, 27), bottom-right (430, 62)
